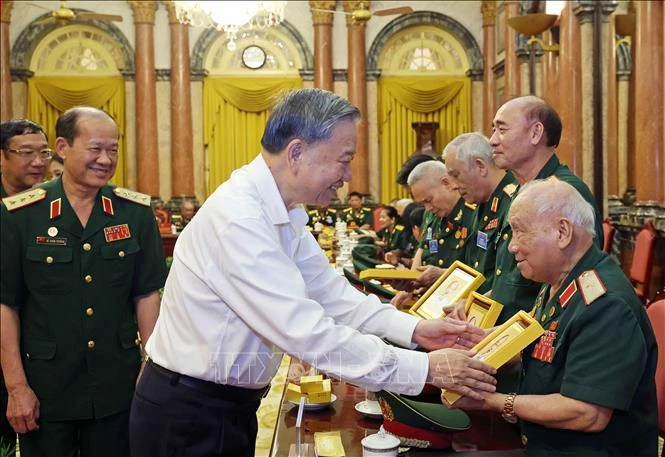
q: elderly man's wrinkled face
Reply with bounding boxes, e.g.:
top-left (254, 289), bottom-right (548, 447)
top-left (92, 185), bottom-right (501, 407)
top-left (445, 151), bottom-right (483, 204)
top-left (508, 203), bottom-right (560, 284)
top-left (489, 101), bottom-right (536, 173)
top-left (410, 177), bottom-right (459, 219)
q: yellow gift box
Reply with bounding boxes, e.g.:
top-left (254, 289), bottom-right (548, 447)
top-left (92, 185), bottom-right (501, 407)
top-left (443, 310), bottom-right (545, 404)
top-left (307, 379), bottom-right (332, 404)
top-left (359, 268), bottom-right (422, 281)
top-left (285, 383), bottom-right (304, 403)
top-left (410, 260), bottom-right (485, 319)
top-left (300, 374), bottom-right (324, 393)
top-left (314, 431), bottom-right (345, 457)
top-left (463, 292), bottom-right (504, 329)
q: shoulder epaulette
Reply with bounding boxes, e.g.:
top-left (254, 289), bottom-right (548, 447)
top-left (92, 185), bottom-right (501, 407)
top-left (546, 175), bottom-right (560, 182)
top-left (503, 183), bottom-right (517, 197)
top-left (362, 207), bottom-right (371, 211)
top-left (112, 187), bottom-right (151, 207)
top-left (395, 224), bottom-right (405, 231)
top-left (2, 188), bottom-right (47, 211)
top-left (577, 270), bottom-right (607, 305)
top-left (308, 210), bottom-right (317, 215)
top-left (342, 207), bottom-right (352, 212)
top-left (328, 208), bottom-right (336, 213)
top-left (464, 202), bottom-right (477, 210)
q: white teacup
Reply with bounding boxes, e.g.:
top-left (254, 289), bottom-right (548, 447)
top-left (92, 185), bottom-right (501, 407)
top-left (361, 431), bottom-right (400, 457)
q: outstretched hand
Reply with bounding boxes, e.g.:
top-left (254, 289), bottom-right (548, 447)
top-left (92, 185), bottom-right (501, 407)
top-left (427, 349), bottom-right (497, 401)
top-left (413, 317), bottom-right (486, 351)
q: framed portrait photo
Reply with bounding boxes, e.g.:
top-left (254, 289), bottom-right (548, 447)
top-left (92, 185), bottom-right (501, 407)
top-left (463, 292), bottom-right (504, 329)
top-left (443, 310), bottom-right (545, 404)
top-left (409, 261), bottom-right (485, 320)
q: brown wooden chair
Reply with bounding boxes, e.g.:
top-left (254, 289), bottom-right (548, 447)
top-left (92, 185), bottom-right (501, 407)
top-left (629, 222), bottom-right (658, 303)
top-left (646, 299), bottom-right (665, 435)
top-left (602, 219), bottom-right (615, 254)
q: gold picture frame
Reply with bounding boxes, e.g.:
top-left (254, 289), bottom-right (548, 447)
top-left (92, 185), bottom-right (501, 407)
top-left (463, 292), bottom-right (504, 329)
top-left (443, 310), bottom-right (545, 404)
top-left (409, 261), bottom-right (485, 320)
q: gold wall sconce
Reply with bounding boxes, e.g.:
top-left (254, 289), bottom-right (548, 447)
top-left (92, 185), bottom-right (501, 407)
top-left (507, 13), bottom-right (560, 53)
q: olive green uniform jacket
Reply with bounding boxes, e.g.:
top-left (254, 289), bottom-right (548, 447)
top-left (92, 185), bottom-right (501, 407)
top-left (519, 245), bottom-right (658, 457)
top-left (0, 178), bottom-right (167, 421)
top-left (492, 155), bottom-right (604, 323)
top-left (419, 198), bottom-right (475, 268)
top-left (307, 207), bottom-right (337, 228)
top-left (464, 172), bottom-right (517, 293)
top-left (341, 206), bottom-right (373, 228)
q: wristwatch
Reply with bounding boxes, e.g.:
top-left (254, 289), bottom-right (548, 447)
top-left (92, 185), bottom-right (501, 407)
top-left (502, 392), bottom-right (518, 423)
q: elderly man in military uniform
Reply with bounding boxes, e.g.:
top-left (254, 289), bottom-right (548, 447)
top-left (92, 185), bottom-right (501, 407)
top-left (489, 96), bottom-right (603, 324)
top-left (448, 179), bottom-right (658, 457)
top-left (0, 119), bottom-right (50, 455)
top-left (341, 191), bottom-right (373, 229)
top-left (0, 107), bottom-right (167, 457)
top-left (443, 132), bottom-right (517, 294)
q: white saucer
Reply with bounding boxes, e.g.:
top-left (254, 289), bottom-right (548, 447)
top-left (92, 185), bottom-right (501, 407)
top-left (287, 394), bottom-right (337, 411)
top-left (355, 400), bottom-right (383, 420)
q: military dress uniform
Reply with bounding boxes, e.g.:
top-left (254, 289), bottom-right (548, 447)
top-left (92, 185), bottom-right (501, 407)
top-left (307, 207), bottom-right (336, 228)
top-left (420, 198), bottom-right (475, 269)
top-left (519, 245), bottom-right (658, 456)
top-left (0, 178), bottom-right (167, 454)
top-left (464, 173), bottom-right (517, 293)
top-left (492, 155), bottom-right (604, 324)
top-left (342, 206), bottom-right (373, 228)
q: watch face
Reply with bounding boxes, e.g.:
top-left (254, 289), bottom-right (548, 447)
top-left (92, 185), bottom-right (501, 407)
top-left (242, 45), bottom-right (266, 70)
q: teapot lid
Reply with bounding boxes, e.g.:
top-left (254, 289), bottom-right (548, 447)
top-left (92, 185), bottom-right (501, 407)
top-left (361, 431), bottom-right (400, 451)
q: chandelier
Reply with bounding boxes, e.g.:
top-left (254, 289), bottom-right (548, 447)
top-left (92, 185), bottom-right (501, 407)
top-left (172, 1), bottom-right (286, 50)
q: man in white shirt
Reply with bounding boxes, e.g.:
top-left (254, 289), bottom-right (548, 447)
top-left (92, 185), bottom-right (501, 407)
top-left (129, 88), bottom-right (497, 457)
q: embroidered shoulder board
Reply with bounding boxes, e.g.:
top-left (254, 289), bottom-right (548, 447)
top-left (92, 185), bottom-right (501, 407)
top-left (503, 183), bottom-right (517, 197)
top-left (577, 270), bottom-right (607, 305)
top-left (546, 175), bottom-right (560, 182)
top-left (343, 207), bottom-right (352, 212)
top-left (2, 188), bottom-right (47, 211)
top-left (362, 207), bottom-right (371, 212)
top-left (395, 224), bottom-right (405, 231)
top-left (112, 187), bottom-right (151, 207)
top-left (308, 210), bottom-right (317, 215)
top-left (328, 208), bottom-right (336, 213)
top-left (464, 202), bottom-right (477, 210)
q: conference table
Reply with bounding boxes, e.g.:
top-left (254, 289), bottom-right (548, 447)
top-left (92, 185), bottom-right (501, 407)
top-left (269, 366), bottom-right (526, 457)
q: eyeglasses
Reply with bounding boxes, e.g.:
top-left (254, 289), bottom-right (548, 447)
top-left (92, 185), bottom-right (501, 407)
top-left (5, 148), bottom-right (53, 161)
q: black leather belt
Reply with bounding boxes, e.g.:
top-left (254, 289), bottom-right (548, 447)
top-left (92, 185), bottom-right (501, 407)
top-left (146, 359), bottom-right (269, 402)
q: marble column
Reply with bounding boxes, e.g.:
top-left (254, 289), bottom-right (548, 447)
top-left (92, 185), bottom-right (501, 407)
top-left (309, 1), bottom-right (336, 92)
top-left (343, 1), bottom-right (369, 195)
top-left (503, 1), bottom-right (521, 101)
top-left (166, 2), bottom-right (194, 198)
top-left (128, 1), bottom-right (160, 197)
top-left (0, 1), bottom-right (13, 121)
top-left (633, 0), bottom-right (664, 203)
top-left (481, 0), bottom-right (496, 135)
top-left (557, 3), bottom-right (582, 175)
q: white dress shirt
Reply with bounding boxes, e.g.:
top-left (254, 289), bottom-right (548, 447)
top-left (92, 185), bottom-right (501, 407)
top-left (147, 154), bottom-right (428, 395)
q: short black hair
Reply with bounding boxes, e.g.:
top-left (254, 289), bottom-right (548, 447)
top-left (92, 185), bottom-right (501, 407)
top-left (395, 154), bottom-right (439, 186)
top-left (0, 119), bottom-right (46, 150)
top-left (347, 191), bottom-right (363, 199)
top-left (382, 205), bottom-right (399, 220)
top-left (407, 205), bottom-right (425, 228)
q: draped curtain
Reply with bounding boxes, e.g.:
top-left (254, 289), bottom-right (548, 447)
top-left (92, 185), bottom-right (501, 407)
top-left (27, 77), bottom-right (126, 186)
top-left (203, 76), bottom-right (303, 194)
top-left (378, 76), bottom-right (471, 202)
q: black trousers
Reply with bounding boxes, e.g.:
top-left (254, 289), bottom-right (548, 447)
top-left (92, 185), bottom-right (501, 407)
top-left (18, 410), bottom-right (130, 457)
top-left (129, 361), bottom-right (265, 457)
top-left (0, 378), bottom-right (17, 452)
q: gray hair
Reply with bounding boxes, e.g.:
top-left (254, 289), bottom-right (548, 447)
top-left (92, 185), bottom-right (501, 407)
top-left (511, 179), bottom-right (596, 237)
top-left (407, 160), bottom-right (447, 187)
top-left (261, 88), bottom-right (360, 153)
top-left (442, 132), bottom-right (493, 169)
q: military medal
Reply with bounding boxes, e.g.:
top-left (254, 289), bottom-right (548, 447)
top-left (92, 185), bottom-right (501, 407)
top-left (485, 218), bottom-right (498, 230)
top-left (532, 330), bottom-right (556, 363)
top-left (47, 226), bottom-right (58, 237)
top-left (104, 223), bottom-right (131, 242)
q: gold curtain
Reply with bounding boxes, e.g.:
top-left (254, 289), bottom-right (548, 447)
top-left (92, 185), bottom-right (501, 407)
top-left (378, 76), bottom-right (471, 203)
top-left (204, 76), bottom-right (303, 195)
top-left (27, 76), bottom-right (126, 186)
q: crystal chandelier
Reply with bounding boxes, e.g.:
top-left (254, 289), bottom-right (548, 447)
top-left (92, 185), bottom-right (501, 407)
top-left (172, 1), bottom-right (286, 50)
